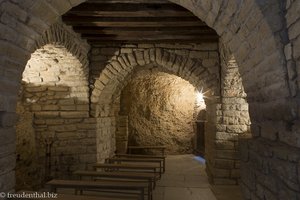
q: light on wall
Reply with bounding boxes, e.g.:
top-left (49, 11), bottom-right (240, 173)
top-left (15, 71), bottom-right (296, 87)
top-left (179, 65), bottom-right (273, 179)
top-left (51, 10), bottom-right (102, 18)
top-left (196, 91), bottom-right (204, 102)
top-left (196, 90), bottom-right (206, 109)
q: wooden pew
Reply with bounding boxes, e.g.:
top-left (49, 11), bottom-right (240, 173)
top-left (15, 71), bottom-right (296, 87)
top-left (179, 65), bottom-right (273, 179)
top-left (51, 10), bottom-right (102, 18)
top-left (106, 157), bottom-right (165, 173)
top-left (74, 170), bottom-right (157, 189)
top-left (127, 146), bottom-right (166, 156)
top-left (115, 154), bottom-right (166, 173)
top-left (47, 179), bottom-right (150, 200)
top-left (73, 170), bottom-right (154, 199)
top-left (16, 191), bottom-right (139, 200)
top-left (93, 163), bottom-right (161, 178)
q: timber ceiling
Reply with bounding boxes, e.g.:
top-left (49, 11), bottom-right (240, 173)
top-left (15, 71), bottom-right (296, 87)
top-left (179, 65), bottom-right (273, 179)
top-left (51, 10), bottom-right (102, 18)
top-left (62, 0), bottom-right (219, 44)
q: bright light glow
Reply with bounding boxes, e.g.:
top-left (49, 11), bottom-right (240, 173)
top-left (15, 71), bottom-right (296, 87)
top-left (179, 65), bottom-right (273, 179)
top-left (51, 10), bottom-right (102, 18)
top-left (196, 90), bottom-right (206, 109)
top-left (196, 92), bottom-right (204, 102)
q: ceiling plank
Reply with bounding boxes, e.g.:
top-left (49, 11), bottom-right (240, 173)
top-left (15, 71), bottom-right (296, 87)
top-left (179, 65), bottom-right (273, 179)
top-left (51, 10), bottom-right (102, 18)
top-left (89, 39), bottom-right (218, 44)
top-left (62, 16), bottom-right (205, 27)
top-left (69, 10), bottom-right (193, 17)
top-left (72, 26), bottom-right (216, 35)
top-left (70, 3), bottom-right (187, 12)
top-left (87, 0), bottom-right (170, 4)
top-left (83, 34), bottom-right (219, 41)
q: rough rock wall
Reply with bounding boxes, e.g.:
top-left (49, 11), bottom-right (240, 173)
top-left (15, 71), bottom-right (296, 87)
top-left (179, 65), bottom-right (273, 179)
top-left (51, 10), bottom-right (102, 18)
top-left (16, 44), bottom-right (96, 189)
top-left (121, 70), bottom-right (196, 154)
top-left (89, 43), bottom-right (219, 156)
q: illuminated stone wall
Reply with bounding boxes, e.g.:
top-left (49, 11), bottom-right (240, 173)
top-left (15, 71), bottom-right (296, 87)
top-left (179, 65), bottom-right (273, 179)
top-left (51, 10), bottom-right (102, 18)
top-left (205, 40), bottom-right (251, 185)
top-left (16, 42), bottom-right (94, 189)
top-left (121, 70), bottom-right (197, 154)
top-left (89, 43), bottom-right (220, 158)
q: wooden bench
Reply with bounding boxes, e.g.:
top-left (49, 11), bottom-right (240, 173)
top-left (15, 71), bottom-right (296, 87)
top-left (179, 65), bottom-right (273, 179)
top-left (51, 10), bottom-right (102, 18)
top-left (127, 146), bottom-right (166, 156)
top-left (107, 157), bottom-right (165, 173)
top-left (74, 170), bottom-right (156, 189)
top-left (47, 179), bottom-right (150, 200)
top-left (115, 154), bottom-right (166, 173)
top-left (93, 163), bottom-right (161, 178)
top-left (16, 191), bottom-right (139, 200)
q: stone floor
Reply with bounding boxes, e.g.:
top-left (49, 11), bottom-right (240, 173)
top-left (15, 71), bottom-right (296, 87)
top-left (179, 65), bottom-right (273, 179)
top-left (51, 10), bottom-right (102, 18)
top-left (55, 154), bottom-right (244, 200)
top-left (153, 154), bottom-right (243, 200)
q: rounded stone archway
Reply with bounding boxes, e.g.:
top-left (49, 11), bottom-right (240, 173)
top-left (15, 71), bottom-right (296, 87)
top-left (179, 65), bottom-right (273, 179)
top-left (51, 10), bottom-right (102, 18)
top-left (0, 0), bottom-right (299, 198)
top-left (90, 47), bottom-right (220, 162)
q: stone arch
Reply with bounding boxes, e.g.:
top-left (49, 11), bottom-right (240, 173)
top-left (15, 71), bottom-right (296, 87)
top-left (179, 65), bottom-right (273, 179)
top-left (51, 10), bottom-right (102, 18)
top-left (0, 0), bottom-right (298, 198)
top-left (91, 48), bottom-right (219, 161)
top-left (91, 48), bottom-right (219, 116)
top-left (33, 21), bottom-right (90, 76)
top-left (16, 43), bottom-right (91, 190)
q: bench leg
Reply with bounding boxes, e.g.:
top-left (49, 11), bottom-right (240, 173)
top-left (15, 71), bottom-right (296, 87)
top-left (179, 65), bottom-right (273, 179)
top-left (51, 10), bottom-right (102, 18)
top-left (140, 188), bottom-right (145, 200)
top-left (148, 182), bottom-right (152, 200)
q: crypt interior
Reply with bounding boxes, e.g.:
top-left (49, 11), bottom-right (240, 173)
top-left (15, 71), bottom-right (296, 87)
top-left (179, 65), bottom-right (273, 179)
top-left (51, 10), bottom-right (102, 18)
top-left (0, 0), bottom-right (300, 200)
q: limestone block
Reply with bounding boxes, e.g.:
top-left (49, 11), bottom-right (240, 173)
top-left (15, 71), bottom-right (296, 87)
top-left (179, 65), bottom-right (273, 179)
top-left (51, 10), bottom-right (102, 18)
top-left (286, 1), bottom-right (300, 26)
top-left (58, 99), bottom-right (75, 105)
top-left (0, 127), bottom-right (15, 146)
top-left (34, 111), bottom-right (59, 118)
top-left (41, 105), bottom-right (59, 111)
top-left (45, 119), bottom-right (64, 125)
top-left (98, 73), bottom-right (110, 85)
top-left (149, 48), bottom-right (156, 62)
top-left (216, 132), bottom-right (238, 141)
top-left (60, 111), bottom-right (89, 118)
top-left (226, 125), bottom-right (248, 134)
top-left (110, 61), bottom-right (123, 72)
top-left (77, 123), bottom-right (96, 130)
top-left (216, 150), bottom-right (239, 159)
top-left (211, 168), bottom-right (231, 178)
top-left (214, 140), bottom-right (233, 151)
top-left (79, 154), bottom-right (97, 164)
top-left (143, 49), bottom-right (150, 64)
top-left (60, 105), bottom-right (76, 111)
top-left (134, 51), bottom-right (145, 66)
top-left (76, 104), bottom-right (89, 111)
top-left (127, 53), bottom-right (137, 66)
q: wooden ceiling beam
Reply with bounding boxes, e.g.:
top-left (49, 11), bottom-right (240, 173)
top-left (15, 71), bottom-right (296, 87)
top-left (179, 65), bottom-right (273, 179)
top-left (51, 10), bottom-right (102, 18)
top-left (68, 10), bottom-right (193, 17)
top-left (83, 34), bottom-right (218, 41)
top-left (87, 0), bottom-right (170, 4)
top-left (70, 3), bottom-right (187, 11)
top-left (62, 16), bottom-right (205, 27)
top-left (72, 26), bottom-right (216, 35)
top-left (89, 39), bottom-right (218, 44)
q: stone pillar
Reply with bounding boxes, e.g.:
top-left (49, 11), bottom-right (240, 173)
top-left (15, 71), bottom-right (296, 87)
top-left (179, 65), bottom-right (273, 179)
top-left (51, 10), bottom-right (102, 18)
top-left (116, 115), bottom-right (129, 154)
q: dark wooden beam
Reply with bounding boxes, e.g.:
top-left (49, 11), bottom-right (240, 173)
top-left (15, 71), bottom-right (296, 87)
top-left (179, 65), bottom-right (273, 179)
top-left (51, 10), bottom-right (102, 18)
top-left (62, 16), bottom-right (205, 27)
top-left (83, 34), bottom-right (218, 41)
top-left (87, 0), bottom-right (170, 4)
top-left (69, 10), bottom-right (193, 17)
top-left (72, 26), bottom-right (216, 35)
top-left (89, 38), bottom-right (218, 44)
top-left (71, 3), bottom-right (187, 12)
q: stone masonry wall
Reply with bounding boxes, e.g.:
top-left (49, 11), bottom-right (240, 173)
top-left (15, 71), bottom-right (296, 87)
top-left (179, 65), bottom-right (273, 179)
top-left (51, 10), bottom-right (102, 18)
top-left (0, 0), bottom-right (299, 197)
top-left (89, 43), bottom-right (220, 159)
top-left (238, 2), bottom-right (300, 199)
top-left (120, 70), bottom-right (197, 154)
top-left (205, 41), bottom-right (251, 185)
top-left (16, 44), bottom-right (96, 189)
